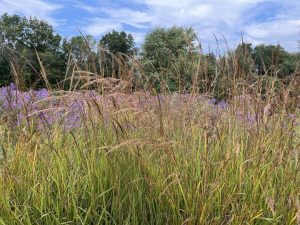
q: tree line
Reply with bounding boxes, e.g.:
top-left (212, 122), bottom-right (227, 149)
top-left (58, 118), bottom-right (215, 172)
top-left (0, 13), bottom-right (299, 93)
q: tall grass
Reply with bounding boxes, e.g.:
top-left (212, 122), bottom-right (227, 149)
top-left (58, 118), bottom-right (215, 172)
top-left (0, 39), bottom-right (299, 224)
top-left (0, 92), bottom-right (299, 224)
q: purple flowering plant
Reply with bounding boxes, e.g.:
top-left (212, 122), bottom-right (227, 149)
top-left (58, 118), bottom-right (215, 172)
top-left (0, 84), bottom-right (298, 132)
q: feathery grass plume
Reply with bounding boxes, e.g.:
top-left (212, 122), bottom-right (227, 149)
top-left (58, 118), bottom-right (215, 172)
top-left (0, 34), bottom-right (299, 224)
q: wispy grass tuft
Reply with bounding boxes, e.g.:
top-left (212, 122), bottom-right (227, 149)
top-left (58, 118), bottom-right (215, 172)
top-left (0, 90), bottom-right (299, 224)
top-left (0, 37), bottom-right (299, 224)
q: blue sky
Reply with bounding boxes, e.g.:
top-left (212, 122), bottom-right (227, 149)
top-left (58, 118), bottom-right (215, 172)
top-left (1, 0), bottom-right (299, 51)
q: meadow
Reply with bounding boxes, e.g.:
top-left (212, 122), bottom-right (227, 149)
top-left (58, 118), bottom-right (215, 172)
top-left (0, 19), bottom-right (300, 224)
top-left (0, 71), bottom-right (299, 225)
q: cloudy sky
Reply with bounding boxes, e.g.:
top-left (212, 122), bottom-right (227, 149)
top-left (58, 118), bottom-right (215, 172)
top-left (1, 0), bottom-right (300, 51)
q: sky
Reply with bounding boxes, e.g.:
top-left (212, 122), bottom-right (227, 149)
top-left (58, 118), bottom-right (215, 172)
top-left (0, 0), bottom-right (300, 52)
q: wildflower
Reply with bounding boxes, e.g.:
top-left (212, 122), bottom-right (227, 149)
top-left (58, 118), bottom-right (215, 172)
top-left (217, 100), bottom-right (228, 109)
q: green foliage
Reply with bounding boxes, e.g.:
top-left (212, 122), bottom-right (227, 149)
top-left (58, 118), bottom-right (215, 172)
top-left (252, 44), bottom-right (288, 76)
top-left (99, 30), bottom-right (135, 79)
top-left (232, 43), bottom-right (299, 79)
top-left (279, 52), bottom-right (300, 77)
top-left (62, 35), bottom-right (96, 70)
top-left (197, 52), bottom-right (218, 93)
top-left (234, 43), bottom-right (255, 76)
top-left (100, 30), bottom-right (135, 55)
top-left (143, 26), bottom-right (196, 69)
top-left (0, 49), bottom-right (10, 85)
top-left (0, 13), bottom-right (65, 88)
top-left (0, 13), bottom-right (61, 52)
top-left (0, 13), bottom-right (299, 94)
top-left (142, 26), bottom-right (197, 92)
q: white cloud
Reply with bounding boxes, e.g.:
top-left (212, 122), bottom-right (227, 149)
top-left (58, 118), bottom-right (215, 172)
top-left (131, 32), bottom-right (146, 45)
top-left (132, 0), bottom-right (199, 8)
top-left (127, 0), bottom-right (300, 51)
top-left (74, 3), bottom-right (97, 13)
top-left (68, 0), bottom-right (99, 13)
top-left (244, 19), bottom-right (300, 50)
top-left (82, 18), bottom-right (123, 36)
top-left (0, 0), bottom-right (62, 26)
top-left (1, 0), bottom-right (299, 51)
top-left (100, 8), bottom-right (154, 28)
top-left (81, 7), bottom-right (154, 36)
top-left (246, 20), bottom-right (300, 39)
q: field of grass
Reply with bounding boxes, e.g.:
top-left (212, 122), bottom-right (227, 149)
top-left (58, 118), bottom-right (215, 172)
top-left (0, 80), bottom-right (299, 224)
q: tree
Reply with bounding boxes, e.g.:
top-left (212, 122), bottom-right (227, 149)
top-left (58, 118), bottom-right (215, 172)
top-left (234, 42), bottom-right (255, 77)
top-left (62, 35), bottom-right (96, 70)
top-left (99, 30), bottom-right (135, 55)
top-left (251, 44), bottom-right (300, 78)
top-left (99, 30), bottom-right (135, 79)
top-left (143, 26), bottom-right (196, 69)
top-left (142, 26), bottom-right (197, 91)
top-left (61, 35), bottom-right (98, 89)
top-left (279, 52), bottom-right (300, 77)
top-left (0, 13), bottom-right (65, 88)
top-left (0, 47), bottom-right (10, 85)
top-left (252, 44), bottom-right (288, 76)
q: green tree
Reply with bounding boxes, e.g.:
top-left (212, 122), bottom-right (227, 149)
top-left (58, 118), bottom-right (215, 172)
top-left (0, 13), bottom-right (65, 88)
top-left (61, 35), bottom-right (98, 89)
top-left (252, 44), bottom-right (288, 76)
top-left (279, 52), bottom-right (300, 77)
top-left (99, 30), bottom-right (135, 79)
top-left (142, 26), bottom-right (197, 91)
top-left (62, 35), bottom-right (96, 70)
top-left (0, 47), bottom-right (11, 85)
top-left (234, 43), bottom-right (255, 77)
top-left (100, 30), bottom-right (135, 55)
top-left (252, 44), bottom-right (300, 78)
top-left (143, 26), bottom-right (196, 69)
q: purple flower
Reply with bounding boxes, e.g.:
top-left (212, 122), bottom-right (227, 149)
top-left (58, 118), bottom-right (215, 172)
top-left (246, 113), bottom-right (256, 124)
top-left (217, 100), bottom-right (228, 109)
top-left (208, 98), bottom-right (217, 105)
top-left (35, 88), bottom-right (50, 100)
top-left (9, 83), bottom-right (17, 90)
